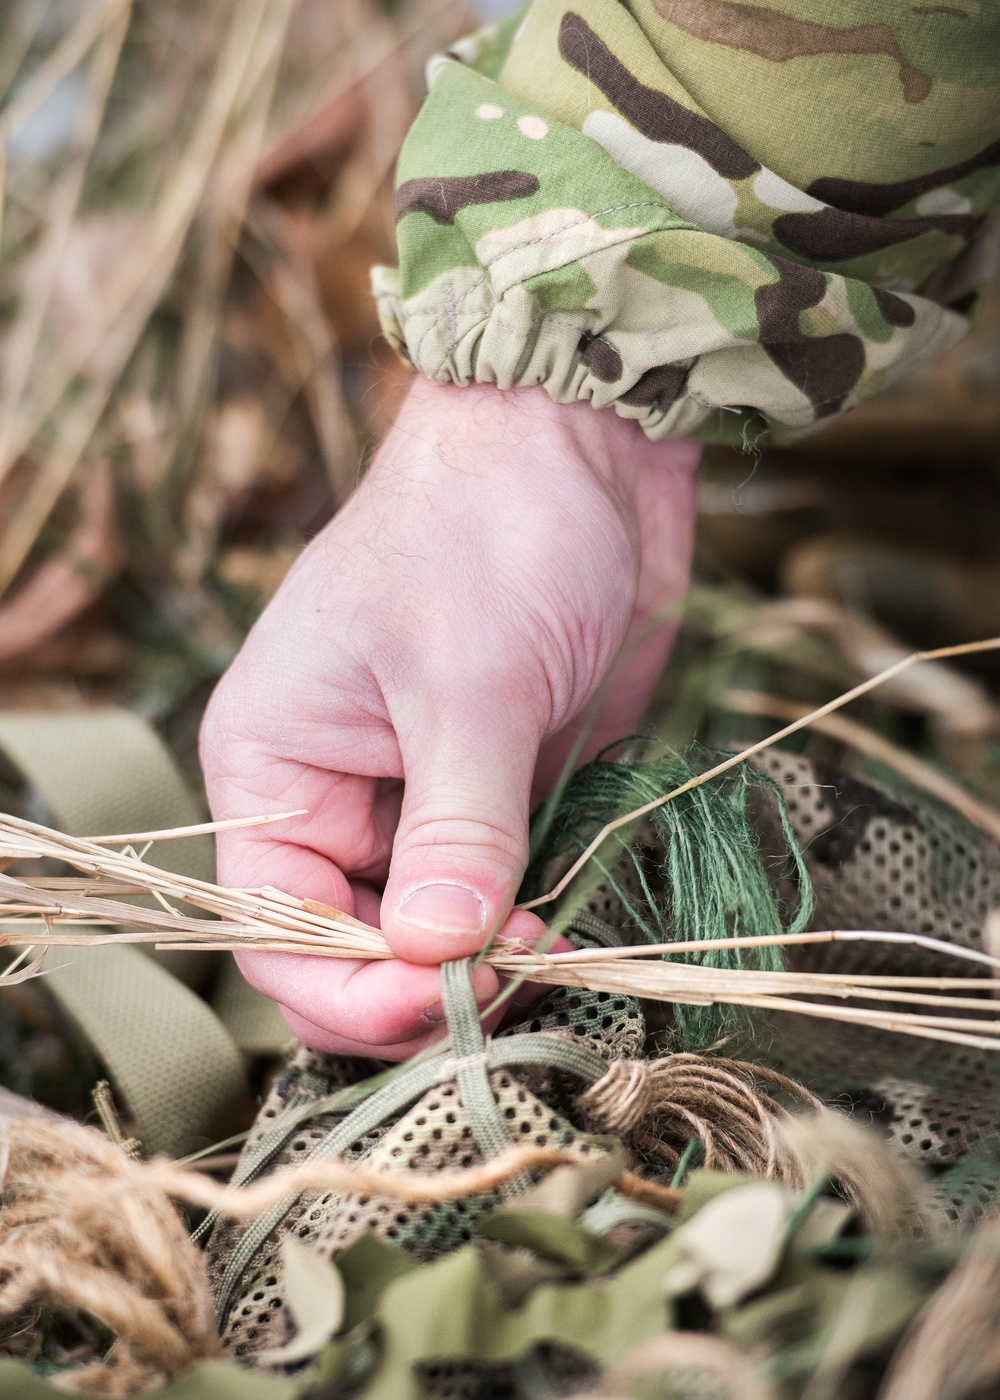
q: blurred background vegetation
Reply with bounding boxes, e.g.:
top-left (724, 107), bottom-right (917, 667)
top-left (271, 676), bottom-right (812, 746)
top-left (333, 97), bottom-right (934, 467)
top-left (0, 0), bottom-right (473, 773)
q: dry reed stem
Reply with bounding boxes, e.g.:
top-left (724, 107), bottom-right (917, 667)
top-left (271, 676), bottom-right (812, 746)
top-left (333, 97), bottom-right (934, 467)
top-left (725, 688), bottom-right (1000, 845)
top-left (243, 205), bottom-right (360, 505)
top-left (4, 641), bottom-right (1000, 1049)
top-left (0, 0), bottom-right (132, 500)
top-left (517, 635), bottom-right (1000, 912)
top-left (84, 809), bottom-right (307, 845)
top-left (2, 919), bottom-right (997, 1047)
top-left (165, 0), bottom-right (295, 509)
top-left (0, 0), bottom-right (295, 593)
top-left (0, 1), bottom-right (127, 148)
top-left (3, 807), bottom-right (1000, 1046)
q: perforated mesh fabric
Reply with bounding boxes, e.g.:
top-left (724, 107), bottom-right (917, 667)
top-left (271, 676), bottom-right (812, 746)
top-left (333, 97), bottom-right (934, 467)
top-left (752, 750), bottom-right (1000, 1224)
top-left (209, 748), bottom-right (1000, 1363)
top-left (210, 966), bottom-right (645, 1362)
top-left (754, 750), bottom-right (1000, 975)
top-left (934, 1143), bottom-right (1000, 1227)
top-left (414, 1340), bottom-right (599, 1398)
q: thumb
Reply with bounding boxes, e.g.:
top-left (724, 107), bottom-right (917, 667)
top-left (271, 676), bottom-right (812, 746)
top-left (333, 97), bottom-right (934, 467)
top-left (380, 706), bottom-right (542, 964)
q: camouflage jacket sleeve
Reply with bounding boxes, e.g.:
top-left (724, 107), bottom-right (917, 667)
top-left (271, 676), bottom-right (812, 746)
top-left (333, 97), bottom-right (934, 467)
top-left (373, 1), bottom-right (1000, 446)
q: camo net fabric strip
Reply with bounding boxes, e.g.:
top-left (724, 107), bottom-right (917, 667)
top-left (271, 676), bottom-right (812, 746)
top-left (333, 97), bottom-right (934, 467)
top-left (754, 750), bottom-right (1000, 977)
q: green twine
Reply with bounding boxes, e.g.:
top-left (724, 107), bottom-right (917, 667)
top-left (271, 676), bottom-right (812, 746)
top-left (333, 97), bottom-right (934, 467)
top-left (520, 744), bottom-right (814, 1050)
top-left (670, 1138), bottom-right (703, 1189)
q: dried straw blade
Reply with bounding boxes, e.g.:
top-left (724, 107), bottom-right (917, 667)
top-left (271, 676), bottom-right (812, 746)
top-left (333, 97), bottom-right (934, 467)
top-left (516, 635), bottom-right (1000, 913)
top-left (1, 824), bottom-right (999, 1049)
top-left (6, 639), bottom-right (1000, 1050)
top-left (723, 688), bottom-right (1000, 846)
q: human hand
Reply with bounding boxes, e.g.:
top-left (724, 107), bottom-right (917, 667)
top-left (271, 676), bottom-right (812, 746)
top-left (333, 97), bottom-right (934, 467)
top-left (200, 378), bottom-right (698, 1058)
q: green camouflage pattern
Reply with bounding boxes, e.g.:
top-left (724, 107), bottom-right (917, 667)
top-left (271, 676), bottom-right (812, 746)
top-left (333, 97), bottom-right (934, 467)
top-left (373, 1), bottom-right (1000, 445)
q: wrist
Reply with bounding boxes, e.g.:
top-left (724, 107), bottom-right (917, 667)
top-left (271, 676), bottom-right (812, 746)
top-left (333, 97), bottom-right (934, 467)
top-left (398, 378), bottom-right (699, 504)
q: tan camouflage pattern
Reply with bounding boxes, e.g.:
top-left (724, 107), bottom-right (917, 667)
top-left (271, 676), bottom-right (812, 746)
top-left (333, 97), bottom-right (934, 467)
top-left (373, 1), bottom-right (1000, 445)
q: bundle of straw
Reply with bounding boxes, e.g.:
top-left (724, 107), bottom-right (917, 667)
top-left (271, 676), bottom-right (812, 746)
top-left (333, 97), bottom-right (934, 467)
top-left (4, 639), bottom-right (1000, 1050)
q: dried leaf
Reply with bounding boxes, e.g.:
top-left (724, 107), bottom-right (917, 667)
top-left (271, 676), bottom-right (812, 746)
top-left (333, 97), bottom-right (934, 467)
top-left (256, 1236), bottom-right (345, 1367)
top-left (513, 1145), bottom-right (626, 1219)
top-left (476, 1211), bottom-right (619, 1277)
top-left (663, 1182), bottom-right (794, 1310)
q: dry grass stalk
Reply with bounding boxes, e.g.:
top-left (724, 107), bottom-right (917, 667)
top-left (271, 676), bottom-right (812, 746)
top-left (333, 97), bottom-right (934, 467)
top-left (721, 594), bottom-right (1000, 741)
top-left (724, 687), bottom-right (1000, 846)
top-left (0, 0), bottom-right (295, 597)
top-left (4, 639), bottom-right (1000, 1047)
top-left (0, 3), bottom-right (127, 149)
top-left (3, 805), bottom-right (1000, 1047)
top-left (241, 205), bottom-right (360, 504)
top-left (0, 0), bottom-right (133, 537)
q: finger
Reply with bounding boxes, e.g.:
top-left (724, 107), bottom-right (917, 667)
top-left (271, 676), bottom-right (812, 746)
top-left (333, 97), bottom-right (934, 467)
top-left (277, 1005), bottom-right (449, 1059)
top-left (208, 759), bottom-right (400, 899)
top-left (279, 992), bottom-right (510, 1061)
top-left (218, 832), bottom-right (355, 911)
top-left (235, 951), bottom-right (501, 1049)
top-left (379, 706), bottom-right (548, 963)
top-left (217, 831), bottom-right (499, 1049)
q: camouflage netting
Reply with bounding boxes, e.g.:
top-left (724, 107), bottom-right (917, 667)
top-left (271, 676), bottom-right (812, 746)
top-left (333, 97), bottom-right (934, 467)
top-left (754, 748), bottom-right (1000, 1227)
top-left (206, 746), bottom-right (1000, 1365)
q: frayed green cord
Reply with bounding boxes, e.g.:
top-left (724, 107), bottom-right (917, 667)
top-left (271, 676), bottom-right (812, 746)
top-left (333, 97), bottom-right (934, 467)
top-left (521, 744), bottom-right (814, 1050)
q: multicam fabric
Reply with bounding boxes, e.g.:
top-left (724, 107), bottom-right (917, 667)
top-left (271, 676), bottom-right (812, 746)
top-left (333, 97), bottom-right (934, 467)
top-left (374, 1), bottom-right (1000, 445)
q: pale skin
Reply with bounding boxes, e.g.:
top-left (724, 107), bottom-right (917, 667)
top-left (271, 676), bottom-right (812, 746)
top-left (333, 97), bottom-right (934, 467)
top-left (200, 377), bottom-right (699, 1059)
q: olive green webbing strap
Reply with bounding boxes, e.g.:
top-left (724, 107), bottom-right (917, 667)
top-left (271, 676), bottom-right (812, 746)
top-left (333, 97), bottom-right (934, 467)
top-left (213, 959), bottom-right (610, 1320)
top-left (439, 956), bottom-right (511, 1157)
top-left (0, 710), bottom-right (257, 1156)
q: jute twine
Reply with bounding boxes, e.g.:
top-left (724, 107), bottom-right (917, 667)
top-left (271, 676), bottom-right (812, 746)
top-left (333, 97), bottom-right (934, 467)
top-left (577, 1053), bottom-right (820, 1186)
top-left (880, 1214), bottom-right (1000, 1400)
top-left (0, 1119), bottom-right (218, 1394)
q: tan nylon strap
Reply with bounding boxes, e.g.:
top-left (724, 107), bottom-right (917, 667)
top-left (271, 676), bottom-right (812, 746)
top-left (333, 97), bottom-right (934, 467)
top-left (0, 709), bottom-right (250, 1156)
top-left (41, 942), bottom-right (247, 1157)
top-left (0, 710), bottom-right (213, 866)
top-left (0, 709), bottom-right (213, 987)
